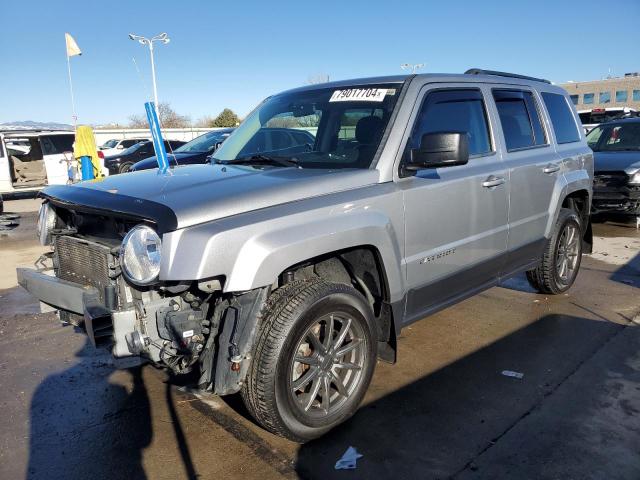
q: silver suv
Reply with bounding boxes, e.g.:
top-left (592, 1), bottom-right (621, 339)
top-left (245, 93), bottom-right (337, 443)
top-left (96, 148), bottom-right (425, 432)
top-left (18, 69), bottom-right (593, 441)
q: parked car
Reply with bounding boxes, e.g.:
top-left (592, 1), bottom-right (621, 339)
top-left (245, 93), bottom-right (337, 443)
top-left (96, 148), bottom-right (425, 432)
top-left (104, 139), bottom-right (186, 174)
top-left (130, 128), bottom-right (235, 171)
top-left (0, 130), bottom-right (75, 197)
top-left (18, 69), bottom-right (593, 442)
top-left (578, 107), bottom-right (637, 134)
top-left (586, 117), bottom-right (640, 216)
top-left (99, 138), bottom-right (149, 157)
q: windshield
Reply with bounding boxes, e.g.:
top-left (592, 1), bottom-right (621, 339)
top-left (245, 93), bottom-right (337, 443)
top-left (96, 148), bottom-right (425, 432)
top-left (102, 139), bottom-right (118, 148)
top-left (213, 83), bottom-right (402, 169)
top-left (587, 123), bottom-right (640, 151)
top-left (174, 131), bottom-right (229, 153)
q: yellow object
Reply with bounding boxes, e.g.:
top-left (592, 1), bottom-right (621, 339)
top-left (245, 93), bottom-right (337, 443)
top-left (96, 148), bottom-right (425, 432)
top-left (65, 33), bottom-right (82, 57)
top-left (73, 125), bottom-right (102, 178)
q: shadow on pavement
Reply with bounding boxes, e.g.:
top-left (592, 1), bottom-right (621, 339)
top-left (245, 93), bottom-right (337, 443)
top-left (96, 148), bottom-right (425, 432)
top-left (0, 212), bottom-right (20, 232)
top-left (27, 339), bottom-right (152, 480)
top-left (294, 314), bottom-right (638, 479)
top-left (591, 212), bottom-right (639, 230)
top-left (611, 250), bottom-right (640, 289)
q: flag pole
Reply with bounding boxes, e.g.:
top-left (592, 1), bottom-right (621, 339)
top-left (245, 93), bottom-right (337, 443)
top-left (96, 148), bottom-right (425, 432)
top-left (66, 52), bottom-right (77, 128)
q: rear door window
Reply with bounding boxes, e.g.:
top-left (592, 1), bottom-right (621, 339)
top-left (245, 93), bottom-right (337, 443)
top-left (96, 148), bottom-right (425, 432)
top-left (408, 89), bottom-right (492, 156)
top-left (493, 90), bottom-right (546, 151)
top-left (40, 135), bottom-right (74, 155)
top-left (541, 92), bottom-right (581, 144)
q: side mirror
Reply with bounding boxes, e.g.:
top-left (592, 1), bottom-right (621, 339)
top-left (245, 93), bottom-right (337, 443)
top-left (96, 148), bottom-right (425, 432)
top-left (404, 132), bottom-right (469, 171)
top-left (116, 144), bottom-right (124, 150)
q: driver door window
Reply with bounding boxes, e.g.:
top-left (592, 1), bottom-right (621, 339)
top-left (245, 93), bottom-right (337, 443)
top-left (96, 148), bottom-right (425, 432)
top-left (402, 87), bottom-right (508, 323)
top-left (406, 89), bottom-right (492, 159)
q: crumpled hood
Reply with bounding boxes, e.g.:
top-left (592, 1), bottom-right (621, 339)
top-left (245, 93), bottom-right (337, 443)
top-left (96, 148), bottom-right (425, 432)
top-left (594, 151), bottom-right (640, 173)
top-left (59, 164), bottom-right (379, 229)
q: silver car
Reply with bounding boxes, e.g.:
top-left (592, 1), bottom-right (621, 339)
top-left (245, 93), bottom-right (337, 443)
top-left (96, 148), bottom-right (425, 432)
top-left (18, 69), bottom-right (593, 441)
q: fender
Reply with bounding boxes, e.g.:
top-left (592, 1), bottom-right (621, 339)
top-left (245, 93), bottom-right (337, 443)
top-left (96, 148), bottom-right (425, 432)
top-left (226, 210), bottom-right (404, 299)
top-left (544, 154), bottom-right (593, 238)
top-left (160, 184), bottom-right (406, 302)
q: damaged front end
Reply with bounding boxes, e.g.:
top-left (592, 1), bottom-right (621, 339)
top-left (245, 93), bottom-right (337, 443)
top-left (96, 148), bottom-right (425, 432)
top-left (18, 199), bottom-right (268, 395)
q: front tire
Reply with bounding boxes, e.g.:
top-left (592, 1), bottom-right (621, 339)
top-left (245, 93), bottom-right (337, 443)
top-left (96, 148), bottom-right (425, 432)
top-left (241, 278), bottom-right (376, 442)
top-left (526, 208), bottom-right (583, 294)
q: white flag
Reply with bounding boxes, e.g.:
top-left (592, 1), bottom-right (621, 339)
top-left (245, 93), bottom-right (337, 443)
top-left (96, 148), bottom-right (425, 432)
top-left (65, 33), bottom-right (81, 57)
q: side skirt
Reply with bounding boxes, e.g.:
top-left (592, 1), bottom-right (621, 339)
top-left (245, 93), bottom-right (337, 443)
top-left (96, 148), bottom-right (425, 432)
top-left (398, 238), bottom-right (546, 329)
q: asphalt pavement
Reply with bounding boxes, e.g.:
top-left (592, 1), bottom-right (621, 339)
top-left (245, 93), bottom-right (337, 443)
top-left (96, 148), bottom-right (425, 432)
top-left (0, 199), bottom-right (638, 480)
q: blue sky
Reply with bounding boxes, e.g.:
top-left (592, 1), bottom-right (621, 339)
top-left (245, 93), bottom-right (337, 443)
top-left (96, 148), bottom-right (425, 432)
top-left (0, 0), bottom-right (638, 125)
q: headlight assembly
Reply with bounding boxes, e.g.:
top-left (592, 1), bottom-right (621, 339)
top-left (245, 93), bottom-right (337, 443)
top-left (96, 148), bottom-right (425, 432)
top-left (120, 225), bottom-right (162, 285)
top-left (629, 170), bottom-right (640, 185)
top-left (37, 202), bottom-right (56, 245)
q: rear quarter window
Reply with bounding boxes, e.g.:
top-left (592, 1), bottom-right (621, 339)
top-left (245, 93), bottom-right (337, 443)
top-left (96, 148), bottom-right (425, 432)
top-left (541, 93), bottom-right (581, 144)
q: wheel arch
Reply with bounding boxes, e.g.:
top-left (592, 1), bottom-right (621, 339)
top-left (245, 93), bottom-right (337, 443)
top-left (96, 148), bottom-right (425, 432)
top-left (561, 188), bottom-right (592, 254)
top-left (275, 245), bottom-right (399, 363)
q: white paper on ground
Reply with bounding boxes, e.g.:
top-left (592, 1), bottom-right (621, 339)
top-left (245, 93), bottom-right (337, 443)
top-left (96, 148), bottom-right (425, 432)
top-left (335, 446), bottom-right (363, 470)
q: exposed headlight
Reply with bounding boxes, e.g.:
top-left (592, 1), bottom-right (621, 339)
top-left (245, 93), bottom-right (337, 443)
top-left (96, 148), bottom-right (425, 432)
top-left (36, 202), bottom-right (56, 245)
top-left (629, 171), bottom-right (640, 185)
top-left (120, 225), bottom-right (162, 285)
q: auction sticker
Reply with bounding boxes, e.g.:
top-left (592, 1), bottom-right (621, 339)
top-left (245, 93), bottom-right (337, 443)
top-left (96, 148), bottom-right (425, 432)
top-left (329, 88), bottom-right (388, 102)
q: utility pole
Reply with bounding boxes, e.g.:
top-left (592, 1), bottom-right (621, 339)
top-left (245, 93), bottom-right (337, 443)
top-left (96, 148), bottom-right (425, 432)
top-left (128, 32), bottom-right (170, 108)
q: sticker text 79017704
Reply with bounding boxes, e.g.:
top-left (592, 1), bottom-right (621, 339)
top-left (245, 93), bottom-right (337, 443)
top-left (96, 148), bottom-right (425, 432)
top-left (329, 88), bottom-right (388, 102)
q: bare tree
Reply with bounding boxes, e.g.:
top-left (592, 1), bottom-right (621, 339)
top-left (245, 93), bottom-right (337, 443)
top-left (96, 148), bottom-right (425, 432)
top-left (194, 115), bottom-right (215, 128)
top-left (128, 103), bottom-right (191, 128)
top-left (128, 114), bottom-right (147, 128)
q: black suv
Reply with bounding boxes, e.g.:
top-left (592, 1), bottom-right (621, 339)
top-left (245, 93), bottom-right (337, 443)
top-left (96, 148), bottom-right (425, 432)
top-left (104, 140), bottom-right (186, 174)
top-left (587, 117), bottom-right (640, 215)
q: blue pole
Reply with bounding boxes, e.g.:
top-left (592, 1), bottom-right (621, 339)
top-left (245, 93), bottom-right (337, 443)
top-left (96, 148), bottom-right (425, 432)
top-left (144, 101), bottom-right (169, 174)
top-left (80, 155), bottom-right (94, 180)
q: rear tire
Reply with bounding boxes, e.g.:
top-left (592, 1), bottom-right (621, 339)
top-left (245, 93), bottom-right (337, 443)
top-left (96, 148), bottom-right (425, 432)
top-left (118, 162), bottom-right (133, 174)
top-left (526, 208), bottom-right (583, 294)
top-left (241, 278), bottom-right (376, 442)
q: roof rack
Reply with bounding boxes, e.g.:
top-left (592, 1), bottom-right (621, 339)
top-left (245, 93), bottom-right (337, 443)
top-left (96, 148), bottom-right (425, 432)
top-left (464, 68), bottom-right (551, 84)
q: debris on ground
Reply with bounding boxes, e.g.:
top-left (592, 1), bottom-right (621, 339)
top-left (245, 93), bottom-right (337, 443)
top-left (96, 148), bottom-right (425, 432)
top-left (501, 370), bottom-right (524, 379)
top-left (335, 446), bottom-right (363, 470)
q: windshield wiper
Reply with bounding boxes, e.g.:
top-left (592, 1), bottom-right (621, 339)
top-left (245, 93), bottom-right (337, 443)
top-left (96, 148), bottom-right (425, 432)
top-left (216, 154), bottom-right (300, 168)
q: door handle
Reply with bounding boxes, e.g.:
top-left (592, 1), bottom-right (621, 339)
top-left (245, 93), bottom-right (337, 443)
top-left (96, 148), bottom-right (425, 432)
top-left (543, 163), bottom-right (560, 174)
top-left (482, 175), bottom-right (506, 188)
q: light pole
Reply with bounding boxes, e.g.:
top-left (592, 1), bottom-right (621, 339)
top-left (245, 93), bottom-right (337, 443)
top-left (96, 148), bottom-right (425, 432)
top-left (128, 32), bottom-right (170, 108)
top-left (401, 63), bottom-right (425, 74)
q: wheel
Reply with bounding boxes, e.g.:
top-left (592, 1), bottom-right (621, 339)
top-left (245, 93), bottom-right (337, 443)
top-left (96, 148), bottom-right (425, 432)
top-left (118, 162), bottom-right (134, 174)
top-left (241, 278), bottom-right (376, 442)
top-left (526, 208), bottom-right (583, 294)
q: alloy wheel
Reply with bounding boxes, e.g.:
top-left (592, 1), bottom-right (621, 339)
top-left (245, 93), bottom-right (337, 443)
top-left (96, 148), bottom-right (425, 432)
top-left (556, 223), bottom-right (580, 283)
top-left (288, 312), bottom-right (366, 418)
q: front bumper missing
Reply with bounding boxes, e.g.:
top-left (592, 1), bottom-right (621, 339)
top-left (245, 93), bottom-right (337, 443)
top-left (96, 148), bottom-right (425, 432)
top-left (17, 267), bottom-right (98, 315)
top-left (592, 186), bottom-right (640, 214)
top-left (17, 267), bottom-right (137, 356)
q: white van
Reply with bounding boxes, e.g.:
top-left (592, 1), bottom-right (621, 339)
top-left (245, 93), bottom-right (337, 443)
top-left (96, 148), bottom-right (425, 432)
top-left (0, 130), bottom-right (76, 202)
top-left (98, 137), bottom-right (150, 157)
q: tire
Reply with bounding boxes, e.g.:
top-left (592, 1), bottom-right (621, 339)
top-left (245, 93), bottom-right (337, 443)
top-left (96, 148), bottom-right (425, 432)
top-left (241, 278), bottom-right (377, 442)
top-left (118, 162), bottom-right (134, 174)
top-left (526, 208), bottom-right (583, 294)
